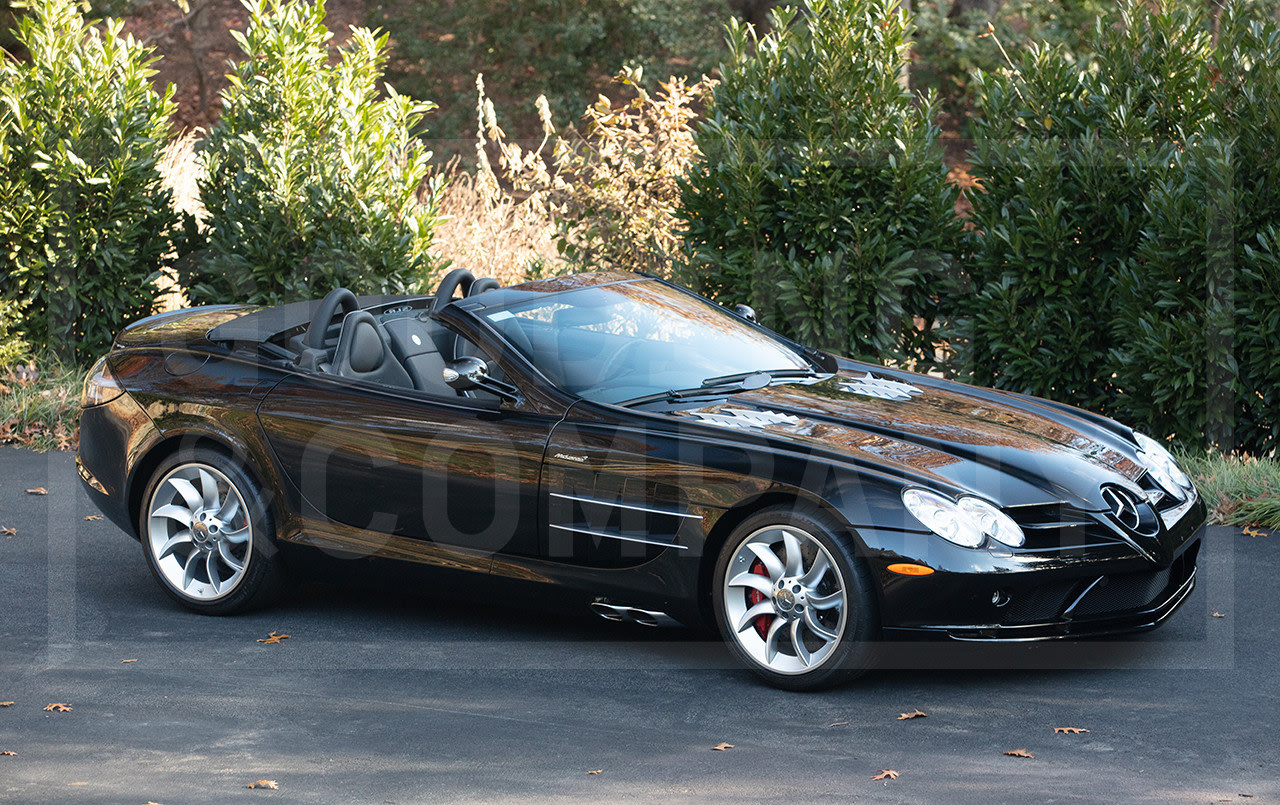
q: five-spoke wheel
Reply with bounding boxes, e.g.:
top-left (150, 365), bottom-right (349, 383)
top-left (143, 450), bottom-right (281, 614)
top-left (714, 506), bottom-right (877, 690)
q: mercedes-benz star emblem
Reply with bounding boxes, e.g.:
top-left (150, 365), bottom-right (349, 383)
top-left (1101, 485), bottom-right (1144, 533)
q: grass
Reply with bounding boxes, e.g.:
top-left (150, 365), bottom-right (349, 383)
top-left (1176, 450), bottom-right (1280, 532)
top-left (0, 361), bottom-right (83, 452)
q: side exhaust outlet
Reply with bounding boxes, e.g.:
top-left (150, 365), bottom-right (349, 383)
top-left (590, 601), bottom-right (679, 628)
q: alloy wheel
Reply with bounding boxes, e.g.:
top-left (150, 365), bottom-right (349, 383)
top-left (146, 462), bottom-right (253, 602)
top-left (723, 524), bottom-right (848, 675)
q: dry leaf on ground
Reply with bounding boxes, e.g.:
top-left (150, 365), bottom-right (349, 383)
top-left (827, 721), bottom-right (849, 727)
top-left (247, 780), bottom-right (279, 790)
top-left (711, 742), bottom-right (734, 751)
top-left (872, 770), bottom-right (900, 780)
top-left (1, 527), bottom-right (15, 536)
top-left (0, 702), bottom-right (12, 707)
top-left (586, 769), bottom-right (602, 775)
top-left (256, 632), bottom-right (290, 644)
top-left (1053, 727), bottom-right (1089, 734)
top-left (121, 659), bottom-right (138, 663)
top-left (1243, 527), bottom-right (1265, 537)
top-left (1213, 612), bottom-right (1227, 618)
top-left (25, 487), bottom-right (48, 495)
top-left (1, 751), bottom-right (15, 756)
top-left (43, 703), bottom-right (71, 712)
top-left (1004, 748), bottom-right (1034, 758)
top-left (898, 709), bottom-right (927, 720)
top-left (84, 515), bottom-right (102, 521)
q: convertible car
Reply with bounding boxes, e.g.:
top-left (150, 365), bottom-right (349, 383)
top-left (78, 269), bottom-right (1205, 689)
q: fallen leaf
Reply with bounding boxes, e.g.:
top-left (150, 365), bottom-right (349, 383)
top-left (121, 659), bottom-right (138, 663)
top-left (872, 770), bottom-right (900, 781)
top-left (1004, 748), bottom-right (1034, 758)
top-left (25, 487), bottom-right (47, 495)
top-left (1242, 527), bottom-right (1264, 538)
top-left (43, 703), bottom-right (71, 712)
top-left (1053, 727), bottom-right (1089, 734)
top-left (1213, 612), bottom-right (1226, 618)
top-left (247, 780), bottom-right (279, 790)
top-left (1, 527), bottom-right (15, 536)
top-left (256, 632), bottom-right (290, 644)
top-left (1, 751), bottom-right (14, 756)
top-left (711, 742), bottom-right (734, 751)
top-left (0, 702), bottom-right (12, 707)
top-left (83, 515), bottom-right (102, 521)
top-left (898, 709), bottom-right (927, 720)
top-left (827, 721), bottom-right (849, 728)
top-left (586, 769), bottom-right (602, 775)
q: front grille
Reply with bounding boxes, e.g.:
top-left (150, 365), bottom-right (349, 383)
top-left (999, 580), bottom-right (1080, 625)
top-left (1070, 568), bottom-right (1172, 616)
top-left (1005, 501), bottom-right (1127, 552)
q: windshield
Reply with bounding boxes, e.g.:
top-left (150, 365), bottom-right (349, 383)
top-left (480, 279), bottom-right (811, 404)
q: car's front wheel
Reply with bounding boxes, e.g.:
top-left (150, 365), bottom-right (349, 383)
top-left (713, 505), bottom-right (878, 690)
top-left (141, 449), bottom-right (282, 614)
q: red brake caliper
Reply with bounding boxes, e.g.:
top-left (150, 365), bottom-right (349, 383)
top-left (747, 559), bottom-right (772, 638)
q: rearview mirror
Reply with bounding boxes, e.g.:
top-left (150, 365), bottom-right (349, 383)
top-left (733, 304), bottom-right (757, 323)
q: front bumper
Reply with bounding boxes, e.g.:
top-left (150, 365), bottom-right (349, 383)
top-left (885, 535), bottom-right (1200, 641)
top-left (869, 506), bottom-right (1206, 641)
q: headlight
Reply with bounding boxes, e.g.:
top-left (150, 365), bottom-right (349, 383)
top-left (81, 355), bottom-right (123, 407)
top-left (902, 489), bottom-right (1025, 549)
top-left (1134, 432), bottom-right (1194, 499)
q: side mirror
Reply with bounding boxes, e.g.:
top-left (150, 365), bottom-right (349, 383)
top-left (442, 356), bottom-right (489, 391)
top-left (442, 356), bottom-right (519, 403)
top-left (734, 304), bottom-right (758, 323)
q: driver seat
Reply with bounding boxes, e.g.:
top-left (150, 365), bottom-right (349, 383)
top-left (331, 311), bottom-right (414, 389)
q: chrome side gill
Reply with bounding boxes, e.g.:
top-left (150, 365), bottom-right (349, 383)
top-left (549, 491), bottom-right (703, 520)
top-left (548, 524), bottom-right (689, 550)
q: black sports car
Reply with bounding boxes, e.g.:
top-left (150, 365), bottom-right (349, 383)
top-left (78, 269), bottom-right (1205, 689)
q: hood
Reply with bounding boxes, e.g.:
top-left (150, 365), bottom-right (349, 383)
top-left (670, 363), bottom-right (1146, 511)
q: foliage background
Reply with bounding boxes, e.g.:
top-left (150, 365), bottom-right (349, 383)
top-left (0, 0), bottom-right (180, 362)
top-left (680, 0), bottom-right (961, 370)
top-left (180, 0), bottom-right (443, 306)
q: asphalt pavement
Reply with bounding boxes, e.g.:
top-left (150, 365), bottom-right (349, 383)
top-left (0, 446), bottom-right (1277, 804)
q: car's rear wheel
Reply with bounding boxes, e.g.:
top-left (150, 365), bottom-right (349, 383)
top-left (713, 505), bottom-right (878, 690)
top-left (142, 449), bottom-right (282, 614)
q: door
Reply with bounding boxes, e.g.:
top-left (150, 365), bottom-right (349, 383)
top-left (257, 344), bottom-right (563, 559)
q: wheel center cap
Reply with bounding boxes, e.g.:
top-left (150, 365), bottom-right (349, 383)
top-left (192, 521), bottom-right (212, 544)
top-left (773, 588), bottom-right (796, 613)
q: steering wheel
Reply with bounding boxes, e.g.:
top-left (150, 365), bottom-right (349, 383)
top-left (303, 288), bottom-right (359, 350)
top-left (431, 268), bottom-right (477, 315)
top-left (596, 341), bottom-right (645, 385)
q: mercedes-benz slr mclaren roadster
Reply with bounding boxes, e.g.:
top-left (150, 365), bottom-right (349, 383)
top-left (78, 269), bottom-right (1205, 689)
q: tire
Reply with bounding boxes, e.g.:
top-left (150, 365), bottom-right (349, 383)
top-left (141, 449), bottom-right (283, 615)
top-left (712, 504), bottom-right (879, 691)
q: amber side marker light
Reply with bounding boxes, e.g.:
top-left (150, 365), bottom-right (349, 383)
top-left (887, 563), bottom-right (935, 576)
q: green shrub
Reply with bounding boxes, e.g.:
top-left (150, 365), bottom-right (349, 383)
top-left (910, 0), bottom-right (1109, 136)
top-left (679, 0), bottom-right (960, 367)
top-left (956, 3), bottom-right (1216, 412)
top-left (0, 0), bottom-right (180, 362)
top-left (371, 0), bottom-right (732, 157)
top-left (182, 0), bottom-right (444, 306)
top-left (0, 300), bottom-right (29, 368)
top-left (1111, 8), bottom-right (1280, 453)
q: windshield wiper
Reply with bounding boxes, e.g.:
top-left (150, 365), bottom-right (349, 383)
top-left (617, 368), bottom-right (827, 407)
